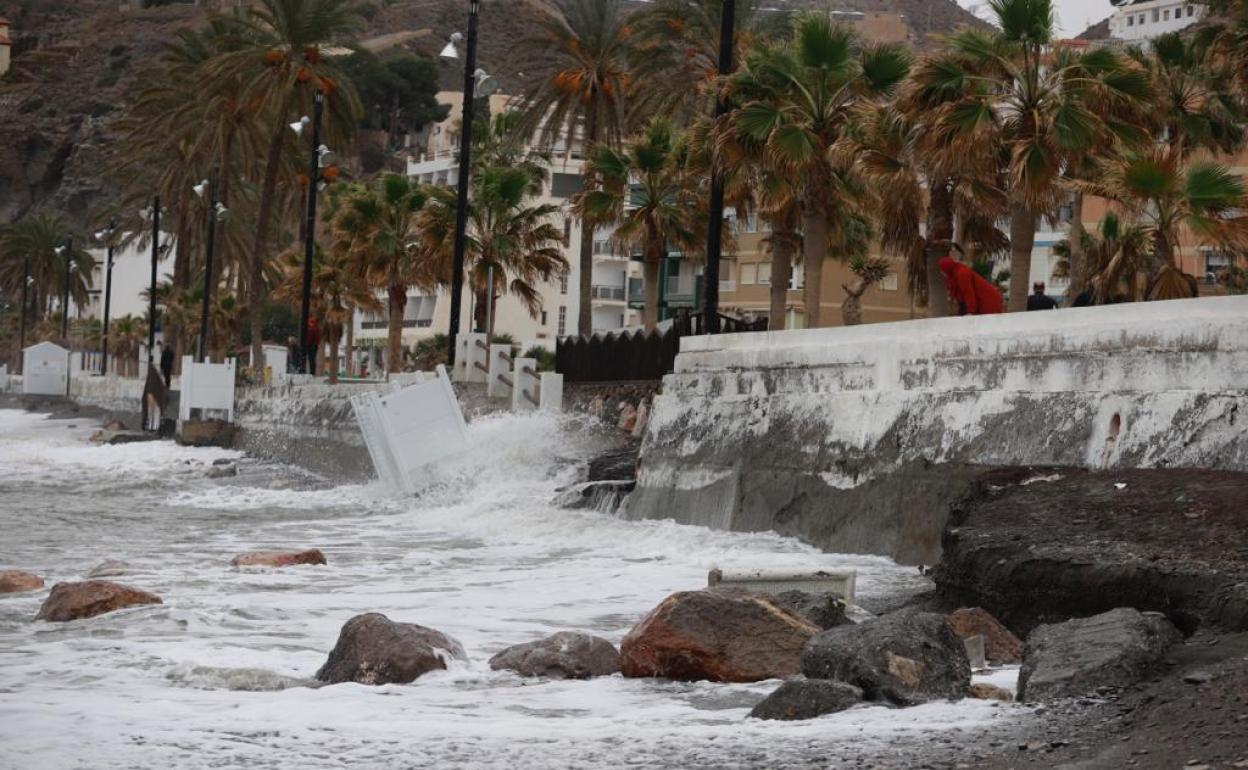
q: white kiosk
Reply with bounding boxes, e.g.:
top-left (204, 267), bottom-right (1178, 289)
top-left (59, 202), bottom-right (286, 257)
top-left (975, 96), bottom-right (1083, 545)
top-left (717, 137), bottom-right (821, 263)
top-left (22, 342), bottom-right (70, 396)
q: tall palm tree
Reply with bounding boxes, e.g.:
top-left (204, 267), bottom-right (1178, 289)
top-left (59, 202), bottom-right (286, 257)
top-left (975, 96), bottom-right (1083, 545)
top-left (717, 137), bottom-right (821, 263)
top-left (421, 164), bottom-right (568, 336)
top-left (518, 0), bottom-right (634, 337)
top-left (208, 0), bottom-right (364, 373)
top-left (328, 175), bottom-right (433, 374)
top-left (0, 214), bottom-right (94, 328)
top-left (574, 119), bottom-right (702, 331)
top-left (1077, 146), bottom-right (1248, 300)
top-left (275, 244), bottom-right (380, 382)
top-left (923, 0), bottom-right (1153, 311)
top-left (727, 14), bottom-right (910, 327)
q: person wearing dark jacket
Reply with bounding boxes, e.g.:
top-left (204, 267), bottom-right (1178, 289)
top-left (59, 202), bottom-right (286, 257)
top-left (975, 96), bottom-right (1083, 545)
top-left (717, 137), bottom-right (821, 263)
top-left (938, 256), bottom-right (1004, 315)
top-left (159, 343), bottom-right (175, 387)
top-left (1027, 282), bottom-right (1059, 311)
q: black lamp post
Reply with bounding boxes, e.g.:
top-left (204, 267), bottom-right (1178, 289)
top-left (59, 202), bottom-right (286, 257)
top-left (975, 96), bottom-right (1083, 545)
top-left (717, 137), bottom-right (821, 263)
top-left (97, 220), bottom-right (117, 376)
top-left (59, 236), bottom-right (73, 340)
top-left (702, 0), bottom-right (737, 336)
top-left (445, 0), bottom-right (481, 368)
top-left (18, 257), bottom-right (30, 372)
top-left (299, 90), bottom-right (326, 375)
top-left (148, 197), bottom-right (160, 370)
top-left (194, 174), bottom-right (223, 363)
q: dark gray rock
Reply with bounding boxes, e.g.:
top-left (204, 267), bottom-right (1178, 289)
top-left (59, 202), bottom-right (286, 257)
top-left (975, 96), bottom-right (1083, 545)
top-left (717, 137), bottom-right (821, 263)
top-left (489, 632), bottom-right (620, 679)
top-left (587, 446), bottom-right (638, 483)
top-left (553, 480), bottom-right (636, 512)
top-left (1018, 608), bottom-right (1182, 703)
top-left (316, 613), bottom-right (466, 686)
top-left (749, 679), bottom-right (863, 721)
top-left (801, 608), bottom-right (971, 705)
top-left (768, 590), bottom-right (849, 630)
top-left (207, 463), bottom-right (238, 479)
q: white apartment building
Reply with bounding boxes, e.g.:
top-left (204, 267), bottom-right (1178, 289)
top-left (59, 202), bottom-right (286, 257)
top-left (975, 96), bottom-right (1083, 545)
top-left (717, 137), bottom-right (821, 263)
top-left (84, 237), bottom-right (175, 324)
top-left (1108, 0), bottom-right (1204, 42)
top-left (353, 91), bottom-right (641, 370)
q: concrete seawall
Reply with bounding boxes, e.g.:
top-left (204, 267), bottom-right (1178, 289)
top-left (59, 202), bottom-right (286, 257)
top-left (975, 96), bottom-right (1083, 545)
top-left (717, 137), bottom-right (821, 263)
top-left (625, 295), bottom-right (1248, 565)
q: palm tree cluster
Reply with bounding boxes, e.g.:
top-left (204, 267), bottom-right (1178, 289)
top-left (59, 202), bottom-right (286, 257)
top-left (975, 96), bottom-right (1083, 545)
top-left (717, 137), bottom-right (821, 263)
top-left (518, 0), bottom-right (1248, 329)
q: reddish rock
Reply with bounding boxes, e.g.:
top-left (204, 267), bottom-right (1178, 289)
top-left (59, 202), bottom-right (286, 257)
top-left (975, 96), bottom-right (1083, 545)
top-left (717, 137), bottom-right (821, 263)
top-left (948, 607), bottom-right (1024, 664)
top-left (316, 613), bottom-right (466, 685)
top-left (231, 549), bottom-right (327, 568)
top-left (620, 589), bottom-right (820, 683)
top-left (0, 570), bottom-right (45, 594)
top-left (968, 683), bottom-right (1013, 702)
top-left (35, 580), bottom-right (162, 621)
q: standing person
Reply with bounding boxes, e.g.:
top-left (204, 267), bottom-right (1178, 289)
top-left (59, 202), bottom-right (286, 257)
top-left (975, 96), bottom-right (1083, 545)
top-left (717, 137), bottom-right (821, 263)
top-left (286, 336), bottom-right (300, 373)
top-left (938, 253), bottom-right (1004, 316)
top-left (305, 318), bottom-right (321, 376)
top-left (159, 342), bottom-right (175, 388)
top-left (1027, 282), bottom-right (1059, 311)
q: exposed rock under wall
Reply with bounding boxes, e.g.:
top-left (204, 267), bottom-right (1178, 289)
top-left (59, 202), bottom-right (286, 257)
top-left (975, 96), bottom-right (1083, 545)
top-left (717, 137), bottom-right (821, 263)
top-left (625, 296), bottom-right (1248, 565)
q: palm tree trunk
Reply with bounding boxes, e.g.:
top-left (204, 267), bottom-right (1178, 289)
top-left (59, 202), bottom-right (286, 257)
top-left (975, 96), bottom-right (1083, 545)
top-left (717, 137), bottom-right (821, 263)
top-left (1008, 204), bottom-right (1037, 313)
top-left (801, 211), bottom-right (827, 328)
top-left (927, 181), bottom-right (954, 318)
top-left (841, 282), bottom-right (866, 326)
top-left (345, 304), bottom-right (355, 378)
top-left (327, 326), bottom-right (341, 384)
top-left (387, 283), bottom-right (407, 374)
top-left (248, 111), bottom-right (291, 376)
top-left (1067, 191), bottom-right (1086, 300)
top-left (769, 209), bottom-right (797, 331)
top-left (642, 258), bottom-right (661, 332)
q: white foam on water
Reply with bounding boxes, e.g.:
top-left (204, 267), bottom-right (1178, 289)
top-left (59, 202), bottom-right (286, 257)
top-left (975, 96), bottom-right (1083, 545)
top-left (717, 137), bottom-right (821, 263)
top-left (0, 407), bottom-right (1022, 769)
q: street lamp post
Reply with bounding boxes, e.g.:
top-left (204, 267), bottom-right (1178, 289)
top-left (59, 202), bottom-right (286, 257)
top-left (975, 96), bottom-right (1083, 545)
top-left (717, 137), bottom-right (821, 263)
top-left (702, 0), bottom-right (737, 336)
top-left (97, 221), bottom-right (117, 376)
top-left (18, 257), bottom-right (30, 372)
top-left (446, 0), bottom-right (481, 368)
top-left (60, 236), bottom-right (73, 340)
top-left (193, 174), bottom-right (225, 363)
top-left (148, 197), bottom-right (160, 370)
top-left (299, 90), bottom-right (325, 375)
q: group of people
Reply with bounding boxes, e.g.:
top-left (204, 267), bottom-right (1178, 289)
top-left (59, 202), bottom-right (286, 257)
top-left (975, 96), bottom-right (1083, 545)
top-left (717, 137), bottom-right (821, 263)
top-left (934, 244), bottom-right (1065, 316)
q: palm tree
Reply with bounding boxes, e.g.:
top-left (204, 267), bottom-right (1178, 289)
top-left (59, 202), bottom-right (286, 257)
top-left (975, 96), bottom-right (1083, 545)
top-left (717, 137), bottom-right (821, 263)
top-left (109, 315), bottom-right (149, 378)
top-left (726, 14), bottom-right (911, 327)
top-left (328, 175), bottom-right (433, 374)
top-left (275, 243), bottom-right (379, 383)
top-left (840, 254), bottom-right (892, 326)
top-left (0, 214), bottom-right (94, 331)
top-left (518, 0), bottom-right (634, 337)
top-left (207, 0), bottom-right (364, 374)
top-left (574, 119), bottom-right (702, 331)
top-left (1054, 212), bottom-right (1151, 303)
top-left (923, 0), bottom-right (1153, 311)
top-left (422, 164), bottom-right (569, 336)
top-left (1077, 147), bottom-right (1248, 300)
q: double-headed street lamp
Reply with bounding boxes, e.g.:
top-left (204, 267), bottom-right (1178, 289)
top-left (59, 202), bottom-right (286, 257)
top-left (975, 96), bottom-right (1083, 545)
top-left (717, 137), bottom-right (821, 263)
top-left (443, 0), bottom-right (482, 368)
top-left (291, 89), bottom-right (333, 375)
top-left (192, 175), bottom-right (227, 363)
top-left (93, 220), bottom-right (118, 376)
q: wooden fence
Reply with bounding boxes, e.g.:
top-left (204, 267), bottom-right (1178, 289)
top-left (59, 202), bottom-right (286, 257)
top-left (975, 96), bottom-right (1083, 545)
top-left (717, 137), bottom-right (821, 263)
top-left (556, 312), bottom-right (767, 383)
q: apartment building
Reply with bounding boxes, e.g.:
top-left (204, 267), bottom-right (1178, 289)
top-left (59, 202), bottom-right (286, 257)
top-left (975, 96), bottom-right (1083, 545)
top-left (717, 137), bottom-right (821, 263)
top-left (353, 91), bottom-right (641, 370)
top-left (1108, 0), bottom-right (1204, 42)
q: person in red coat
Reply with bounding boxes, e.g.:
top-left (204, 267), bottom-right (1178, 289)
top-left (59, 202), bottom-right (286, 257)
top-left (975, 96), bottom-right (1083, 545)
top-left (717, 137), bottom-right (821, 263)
top-left (938, 255), bottom-right (1004, 316)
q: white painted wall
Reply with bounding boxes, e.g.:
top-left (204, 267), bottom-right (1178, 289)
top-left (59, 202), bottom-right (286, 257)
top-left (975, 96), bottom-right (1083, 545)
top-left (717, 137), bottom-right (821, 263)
top-left (86, 236), bottom-right (175, 322)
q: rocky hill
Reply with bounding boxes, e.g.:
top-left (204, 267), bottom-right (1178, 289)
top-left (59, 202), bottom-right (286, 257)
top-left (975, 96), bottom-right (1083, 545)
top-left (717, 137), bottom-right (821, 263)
top-left (0, 0), bottom-right (987, 225)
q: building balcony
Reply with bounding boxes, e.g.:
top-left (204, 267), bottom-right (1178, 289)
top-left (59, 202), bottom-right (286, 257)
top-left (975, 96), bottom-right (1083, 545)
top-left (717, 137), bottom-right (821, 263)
top-left (591, 284), bottom-right (627, 302)
top-left (360, 319), bottom-right (433, 330)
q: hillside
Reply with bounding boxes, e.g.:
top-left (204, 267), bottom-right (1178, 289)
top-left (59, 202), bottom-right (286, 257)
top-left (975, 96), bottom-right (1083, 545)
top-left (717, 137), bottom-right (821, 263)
top-left (0, 0), bottom-right (987, 225)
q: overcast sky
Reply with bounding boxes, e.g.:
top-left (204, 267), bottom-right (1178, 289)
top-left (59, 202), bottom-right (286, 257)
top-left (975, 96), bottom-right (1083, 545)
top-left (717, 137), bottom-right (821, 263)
top-left (959, 0), bottom-right (1117, 37)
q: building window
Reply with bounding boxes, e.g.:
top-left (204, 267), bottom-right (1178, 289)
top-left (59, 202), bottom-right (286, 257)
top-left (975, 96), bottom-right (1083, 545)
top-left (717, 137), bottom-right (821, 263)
top-left (1188, 5), bottom-right (1195, 17)
top-left (1152, 8), bottom-right (1159, 21)
top-left (1127, 14), bottom-right (1133, 25)
top-left (563, 218), bottom-right (572, 246)
top-left (1163, 9), bottom-right (1170, 20)
top-left (1140, 14), bottom-right (1145, 23)
top-left (881, 274), bottom-right (899, 292)
top-left (560, 273), bottom-right (568, 295)
top-left (541, 310), bottom-right (548, 325)
top-left (758, 262), bottom-right (772, 286)
top-left (740, 263), bottom-right (758, 285)
top-left (558, 306), bottom-right (567, 336)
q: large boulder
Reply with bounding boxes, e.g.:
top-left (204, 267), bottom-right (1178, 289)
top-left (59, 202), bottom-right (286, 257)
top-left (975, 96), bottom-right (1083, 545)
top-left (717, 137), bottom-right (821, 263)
top-left (801, 609), bottom-right (971, 706)
top-left (316, 613), bottom-right (466, 686)
top-left (231, 549), bottom-right (327, 568)
top-left (621, 589), bottom-right (820, 683)
top-left (947, 607), bottom-right (1024, 664)
top-left (1017, 608), bottom-right (1181, 703)
top-left (0, 570), bottom-right (45, 594)
top-left (34, 580), bottom-right (162, 621)
top-left (767, 590), bottom-right (849, 630)
top-left (489, 632), bottom-right (620, 679)
top-left (749, 679), bottom-right (863, 721)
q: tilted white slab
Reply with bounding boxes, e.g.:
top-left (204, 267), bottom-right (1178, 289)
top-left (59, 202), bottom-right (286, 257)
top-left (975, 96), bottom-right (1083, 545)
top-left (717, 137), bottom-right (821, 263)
top-left (708, 568), bottom-right (857, 604)
top-left (350, 365), bottom-right (468, 495)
